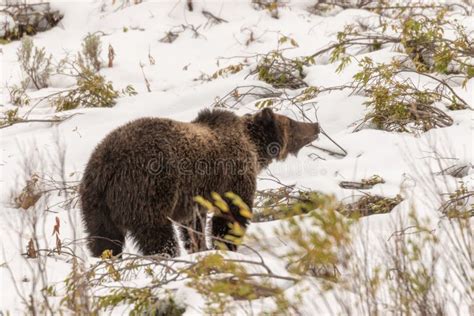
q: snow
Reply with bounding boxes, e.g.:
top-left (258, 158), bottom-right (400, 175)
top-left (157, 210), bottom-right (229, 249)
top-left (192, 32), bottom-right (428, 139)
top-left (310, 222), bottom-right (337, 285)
top-left (1, 0), bottom-right (473, 314)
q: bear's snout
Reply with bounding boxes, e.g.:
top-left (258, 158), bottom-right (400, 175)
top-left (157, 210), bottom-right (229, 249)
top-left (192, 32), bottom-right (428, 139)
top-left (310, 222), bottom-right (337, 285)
top-left (284, 120), bottom-right (320, 157)
top-left (299, 122), bottom-right (320, 142)
top-left (311, 122), bottom-right (320, 138)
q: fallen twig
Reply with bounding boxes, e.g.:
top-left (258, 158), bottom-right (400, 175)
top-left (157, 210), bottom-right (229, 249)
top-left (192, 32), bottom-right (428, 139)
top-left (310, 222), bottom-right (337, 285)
top-left (0, 113), bottom-right (81, 130)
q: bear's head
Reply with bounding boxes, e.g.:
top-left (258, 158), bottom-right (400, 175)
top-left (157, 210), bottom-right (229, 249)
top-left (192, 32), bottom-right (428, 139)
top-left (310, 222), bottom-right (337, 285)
top-left (248, 108), bottom-right (320, 164)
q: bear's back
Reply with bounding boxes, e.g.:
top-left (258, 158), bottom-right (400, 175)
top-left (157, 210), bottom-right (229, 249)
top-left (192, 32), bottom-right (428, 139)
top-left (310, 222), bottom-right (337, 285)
top-left (92, 116), bottom-right (256, 172)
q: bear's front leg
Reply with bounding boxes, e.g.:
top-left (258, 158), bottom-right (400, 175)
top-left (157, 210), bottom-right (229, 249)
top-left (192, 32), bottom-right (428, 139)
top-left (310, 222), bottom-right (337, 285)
top-left (210, 187), bottom-right (254, 252)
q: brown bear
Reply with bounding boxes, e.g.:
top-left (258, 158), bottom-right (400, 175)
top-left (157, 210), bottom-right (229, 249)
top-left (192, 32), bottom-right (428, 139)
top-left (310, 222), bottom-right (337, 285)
top-left (80, 108), bottom-right (319, 257)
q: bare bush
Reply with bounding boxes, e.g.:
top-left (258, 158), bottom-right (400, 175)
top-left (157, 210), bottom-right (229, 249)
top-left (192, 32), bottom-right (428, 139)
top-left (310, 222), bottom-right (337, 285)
top-left (78, 33), bottom-right (102, 72)
top-left (0, 2), bottom-right (63, 41)
top-left (17, 36), bottom-right (53, 89)
top-left (8, 84), bottom-right (30, 106)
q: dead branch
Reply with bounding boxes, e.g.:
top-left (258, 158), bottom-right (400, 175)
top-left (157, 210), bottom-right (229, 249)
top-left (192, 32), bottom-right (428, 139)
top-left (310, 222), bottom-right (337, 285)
top-left (208, 85), bottom-right (282, 108)
top-left (0, 113), bottom-right (81, 130)
top-left (139, 62), bottom-right (151, 92)
top-left (339, 175), bottom-right (385, 190)
top-left (436, 163), bottom-right (472, 178)
top-left (202, 9), bottom-right (228, 27)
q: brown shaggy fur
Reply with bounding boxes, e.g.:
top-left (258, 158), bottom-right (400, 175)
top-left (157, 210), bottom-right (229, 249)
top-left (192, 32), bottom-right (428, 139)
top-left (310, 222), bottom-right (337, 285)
top-left (80, 108), bottom-right (319, 257)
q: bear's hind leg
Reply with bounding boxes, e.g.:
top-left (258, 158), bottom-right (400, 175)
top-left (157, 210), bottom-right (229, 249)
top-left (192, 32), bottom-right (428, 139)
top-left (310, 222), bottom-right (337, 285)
top-left (132, 224), bottom-right (179, 257)
top-left (85, 214), bottom-right (125, 257)
top-left (81, 191), bottom-right (125, 257)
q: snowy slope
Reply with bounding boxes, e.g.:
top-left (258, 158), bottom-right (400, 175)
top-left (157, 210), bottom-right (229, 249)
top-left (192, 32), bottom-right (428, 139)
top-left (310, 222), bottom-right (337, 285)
top-left (0, 0), bottom-right (473, 314)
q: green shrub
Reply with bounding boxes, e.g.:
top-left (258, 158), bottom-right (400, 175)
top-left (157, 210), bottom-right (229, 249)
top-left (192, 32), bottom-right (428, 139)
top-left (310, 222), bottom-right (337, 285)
top-left (401, 13), bottom-right (474, 78)
top-left (256, 50), bottom-right (309, 89)
top-left (340, 194), bottom-right (403, 217)
top-left (185, 253), bottom-right (283, 314)
top-left (52, 69), bottom-right (119, 111)
top-left (0, 108), bottom-right (21, 128)
top-left (97, 288), bottom-right (185, 316)
top-left (253, 188), bottom-right (335, 222)
top-left (353, 58), bottom-right (454, 132)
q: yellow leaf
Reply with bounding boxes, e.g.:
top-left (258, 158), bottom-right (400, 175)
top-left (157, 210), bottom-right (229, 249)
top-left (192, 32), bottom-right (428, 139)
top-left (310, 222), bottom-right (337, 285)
top-left (194, 195), bottom-right (214, 211)
top-left (101, 249), bottom-right (113, 259)
top-left (211, 192), bottom-right (229, 212)
top-left (231, 222), bottom-right (245, 237)
top-left (240, 208), bottom-right (253, 219)
top-left (224, 234), bottom-right (238, 241)
top-left (215, 241), bottom-right (228, 250)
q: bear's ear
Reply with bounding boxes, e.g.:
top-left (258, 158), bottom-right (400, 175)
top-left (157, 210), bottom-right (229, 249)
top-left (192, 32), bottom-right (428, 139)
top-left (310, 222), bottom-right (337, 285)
top-left (254, 108), bottom-right (274, 124)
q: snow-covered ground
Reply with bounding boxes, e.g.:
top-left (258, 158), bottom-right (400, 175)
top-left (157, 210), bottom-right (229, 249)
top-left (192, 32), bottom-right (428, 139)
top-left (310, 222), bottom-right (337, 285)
top-left (1, 0), bottom-right (473, 314)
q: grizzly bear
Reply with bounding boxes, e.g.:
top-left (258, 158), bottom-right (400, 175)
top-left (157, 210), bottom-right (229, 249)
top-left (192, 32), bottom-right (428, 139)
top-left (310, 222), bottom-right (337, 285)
top-left (80, 108), bottom-right (319, 257)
